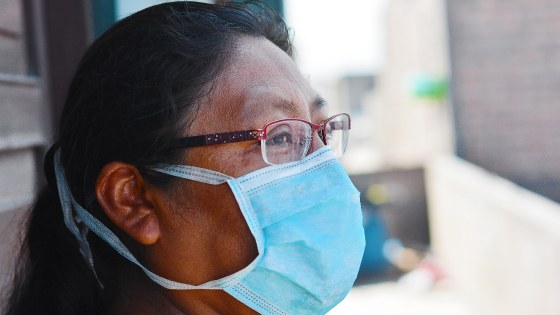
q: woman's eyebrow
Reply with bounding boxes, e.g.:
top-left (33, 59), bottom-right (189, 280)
top-left (312, 96), bottom-right (326, 111)
top-left (269, 96), bottom-right (326, 116)
top-left (272, 99), bottom-right (299, 116)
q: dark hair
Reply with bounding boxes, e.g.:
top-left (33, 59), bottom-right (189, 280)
top-left (3, 2), bottom-right (292, 314)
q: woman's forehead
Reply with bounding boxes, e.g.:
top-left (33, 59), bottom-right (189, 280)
top-left (221, 37), bottom-right (313, 99)
top-left (189, 37), bottom-right (325, 135)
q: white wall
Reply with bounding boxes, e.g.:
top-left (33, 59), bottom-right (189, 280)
top-left (426, 155), bottom-right (560, 315)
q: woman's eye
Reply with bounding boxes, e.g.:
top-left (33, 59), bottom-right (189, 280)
top-left (271, 133), bottom-right (292, 145)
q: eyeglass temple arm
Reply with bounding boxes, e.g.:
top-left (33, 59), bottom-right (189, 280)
top-left (173, 129), bottom-right (263, 149)
top-left (173, 114), bottom-right (351, 149)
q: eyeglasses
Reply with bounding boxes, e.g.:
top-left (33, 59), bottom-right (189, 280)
top-left (173, 113), bottom-right (351, 165)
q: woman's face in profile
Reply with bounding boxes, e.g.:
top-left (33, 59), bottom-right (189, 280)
top-left (142, 36), bottom-right (329, 312)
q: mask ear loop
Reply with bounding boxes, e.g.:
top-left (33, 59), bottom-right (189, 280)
top-left (54, 153), bottom-right (252, 290)
top-left (53, 149), bottom-right (104, 289)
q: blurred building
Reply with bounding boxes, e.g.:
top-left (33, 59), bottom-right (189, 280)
top-left (429, 1), bottom-right (560, 314)
top-left (336, 75), bottom-right (384, 174)
top-left (448, 0), bottom-right (560, 203)
top-left (338, 75), bottom-right (375, 117)
top-left (366, 0), bottom-right (455, 170)
top-left (349, 1), bottom-right (560, 300)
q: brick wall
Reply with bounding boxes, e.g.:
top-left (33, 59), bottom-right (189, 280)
top-left (448, 0), bottom-right (560, 202)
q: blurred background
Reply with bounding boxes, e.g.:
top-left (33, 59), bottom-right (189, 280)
top-left (2, 0), bottom-right (560, 314)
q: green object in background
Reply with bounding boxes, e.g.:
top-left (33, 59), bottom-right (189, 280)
top-left (409, 73), bottom-right (448, 101)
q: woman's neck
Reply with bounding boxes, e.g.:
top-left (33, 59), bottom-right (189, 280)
top-left (110, 270), bottom-right (186, 315)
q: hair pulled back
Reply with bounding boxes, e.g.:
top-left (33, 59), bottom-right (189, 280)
top-left (3, 2), bottom-right (292, 314)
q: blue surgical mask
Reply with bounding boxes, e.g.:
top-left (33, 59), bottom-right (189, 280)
top-left (55, 146), bottom-right (365, 315)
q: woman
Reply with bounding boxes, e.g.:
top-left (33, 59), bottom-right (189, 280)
top-left (3, 2), bottom-right (365, 314)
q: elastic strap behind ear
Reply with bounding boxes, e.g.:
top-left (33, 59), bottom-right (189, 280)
top-left (44, 142), bottom-right (59, 191)
top-left (54, 150), bottom-right (247, 290)
top-left (53, 149), bottom-right (103, 289)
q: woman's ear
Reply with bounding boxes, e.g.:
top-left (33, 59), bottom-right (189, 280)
top-left (96, 162), bottom-right (160, 245)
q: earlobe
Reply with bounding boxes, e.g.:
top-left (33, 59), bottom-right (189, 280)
top-left (96, 162), bottom-right (161, 245)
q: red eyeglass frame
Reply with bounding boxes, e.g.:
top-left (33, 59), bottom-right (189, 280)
top-left (172, 113), bottom-right (351, 149)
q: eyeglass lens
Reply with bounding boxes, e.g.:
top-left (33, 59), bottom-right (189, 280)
top-left (263, 120), bottom-right (313, 165)
top-left (262, 114), bottom-right (350, 165)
